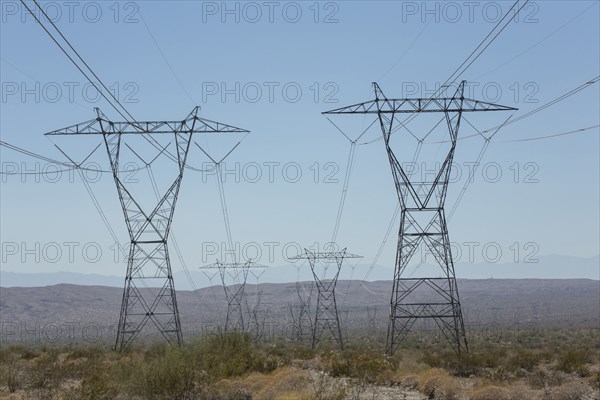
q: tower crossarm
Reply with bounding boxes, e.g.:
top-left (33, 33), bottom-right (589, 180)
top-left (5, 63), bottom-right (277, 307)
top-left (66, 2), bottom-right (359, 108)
top-left (289, 250), bottom-right (363, 262)
top-left (44, 107), bottom-right (250, 135)
top-left (323, 81), bottom-right (516, 115)
top-left (322, 97), bottom-right (516, 114)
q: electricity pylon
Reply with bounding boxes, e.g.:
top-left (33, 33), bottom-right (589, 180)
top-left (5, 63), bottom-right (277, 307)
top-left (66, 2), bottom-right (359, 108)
top-left (290, 249), bottom-right (362, 349)
top-left (286, 282), bottom-right (314, 342)
top-left (323, 82), bottom-right (516, 355)
top-left (199, 260), bottom-right (267, 333)
top-left (45, 107), bottom-right (249, 351)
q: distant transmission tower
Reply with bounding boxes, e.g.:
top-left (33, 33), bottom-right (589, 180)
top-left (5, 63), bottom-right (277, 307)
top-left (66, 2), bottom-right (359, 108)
top-left (46, 107), bottom-right (249, 351)
top-left (286, 282), bottom-right (314, 342)
top-left (200, 260), bottom-right (267, 333)
top-left (324, 82), bottom-right (516, 355)
top-left (366, 306), bottom-right (378, 333)
top-left (290, 249), bottom-right (362, 349)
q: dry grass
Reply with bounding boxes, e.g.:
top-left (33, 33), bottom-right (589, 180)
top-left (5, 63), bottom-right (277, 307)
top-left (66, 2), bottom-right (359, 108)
top-left (0, 330), bottom-right (598, 400)
top-left (418, 368), bottom-right (463, 400)
top-left (241, 368), bottom-right (312, 400)
top-left (540, 381), bottom-right (596, 400)
top-left (468, 385), bottom-right (538, 400)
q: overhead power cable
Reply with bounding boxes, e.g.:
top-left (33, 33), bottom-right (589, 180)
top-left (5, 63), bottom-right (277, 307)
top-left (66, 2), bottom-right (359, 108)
top-left (425, 75), bottom-right (600, 144)
top-left (137, 5), bottom-right (196, 106)
top-left (396, 0), bottom-right (530, 131)
top-left (363, 0), bottom-right (530, 146)
top-left (498, 124), bottom-right (599, 143)
top-left (476, 1), bottom-right (598, 79)
top-left (0, 140), bottom-right (151, 174)
top-left (19, 0), bottom-right (183, 165)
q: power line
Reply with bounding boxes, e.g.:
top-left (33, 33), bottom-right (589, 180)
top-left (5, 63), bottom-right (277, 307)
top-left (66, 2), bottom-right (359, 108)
top-left (137, 3), bottom-right (196, 106)
top-left (147, 165), bottom-right (203, 300)
top-left (360, 140), bottom-right (423, 282)
top-left (498, 124), bottom-right (599, 143)
top-left (0, 140), bottom-right (149, 174)
top-left (19, 0), bottom-right (182, 165)
top-left (331, 142), bottom-right (357, 245)
top-left (19, 0), bottom-right (135, 124)
top-left (378, 19), bottom-right (433, 81)
top-left (424, 75), bottom-right (600, 144)
top-left (491, 76), bottom-right (600, 129)
top-left (476, 1), bottom-right (598, 79)
top-left (398, 0), bottom-right (529, 130)
top-left (364, 0), bottom-right (530, 145)
top-left (438, 0), bottom-right (530, 94)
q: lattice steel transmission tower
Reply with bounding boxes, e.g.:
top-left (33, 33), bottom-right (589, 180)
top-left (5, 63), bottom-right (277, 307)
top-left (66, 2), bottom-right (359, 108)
top-left (323, 82), bottom-right (516, 355)
top-left (286, 282), bottom-right (314, 342)
top-left (290, 249), bottom-right (362, 349)
top-left (288, 262), bottom-right (315, 342)
top-left (46, 107), bottom-right (249, 351)
top-left (200, 260), bottom-right (267, 333)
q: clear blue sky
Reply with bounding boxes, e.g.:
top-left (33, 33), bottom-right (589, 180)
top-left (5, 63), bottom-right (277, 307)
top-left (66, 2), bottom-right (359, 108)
top-left (1, 1), bottom-right (598, 278)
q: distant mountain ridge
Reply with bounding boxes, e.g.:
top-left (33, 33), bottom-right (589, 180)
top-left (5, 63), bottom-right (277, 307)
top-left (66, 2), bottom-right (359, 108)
top-left (1, 254), bottom-right (598, 289)
top-left (0, 279), bottom-right (598, 345)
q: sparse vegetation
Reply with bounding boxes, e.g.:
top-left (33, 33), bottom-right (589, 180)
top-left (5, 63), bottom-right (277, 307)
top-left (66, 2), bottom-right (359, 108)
top-left (0, 329), bottom-right (598, 399)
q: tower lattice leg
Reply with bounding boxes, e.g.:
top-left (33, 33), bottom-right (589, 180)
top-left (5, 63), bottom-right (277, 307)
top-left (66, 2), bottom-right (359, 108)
top-left (312, 280), bottom-right (344, 349)
top-left (104, 130), bottom-right (191, 352)
top-left (116, 242), bottom-right (182, 351)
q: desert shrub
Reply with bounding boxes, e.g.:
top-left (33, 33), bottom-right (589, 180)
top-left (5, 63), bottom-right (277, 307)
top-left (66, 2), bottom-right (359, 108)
top-left (592, 371), bottom-right (600, 391)
top-left (470, 385), bottom-right (537, 400)
top-left (65, 345), bottom-right (105, 361)
top-left (540, 381), bottom-right (593, 400)
top-left (205, 380), bottom-right (252, 400)
top-left (289, 346), bottom-right (316, 361)
top-left (322, 351), bottom-right (351, 377)
top-left (507, 350), bottom-right (543, 372)
top-left (309, 371), bottom-right (346, 400)
top-left (191, 332), bottom-right (275, 379)
top-left (250, 368), bottom-right (312, 400)
top-left (527, 369), bottom-right (566, 389)
top-left (400, 374), bottom-right (419, 389)
top-left (322, 350), bottom-right (392, 384)
top-left (65, 370), bottom-right (118, 400)
top-left (1, 345), bottom-right (39, 360)
top-left (29, 350), bottom-right (63, 400)
top-left (0, 352), bottom-right (22, 393)
top-left (470, 386), bottom-right (512, 400)
top-left (419, 369), bottom-right (462, 400)
top-left (556, 351), bottom-right (590, 376)
top-left (422, 349), bottom-right (507, 377)
top-left (131, 346), bottom-right (200, 400)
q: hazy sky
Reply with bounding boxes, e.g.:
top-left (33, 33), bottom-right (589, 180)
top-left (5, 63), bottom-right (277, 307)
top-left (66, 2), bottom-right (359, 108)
top-left (1, 0), bottom-right (599, 279)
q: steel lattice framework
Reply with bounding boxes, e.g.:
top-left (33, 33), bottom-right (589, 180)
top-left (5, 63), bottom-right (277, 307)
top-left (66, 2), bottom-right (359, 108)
top-left (46, 107), bottom-right (249, 351)
top-left (200, 260), bottom-right (267, 333)
top-left (323, 82), bottom-right (516, 355)
top-left (290, 249), bottom-right (362, 349)
top-left (286, 282), bottom-right (314, 342)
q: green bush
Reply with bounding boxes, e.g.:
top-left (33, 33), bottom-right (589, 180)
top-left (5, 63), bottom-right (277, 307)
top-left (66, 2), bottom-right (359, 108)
top-left (132, 346), bottom-right (200, 400)
top-left (322, 350), bottom-right (392, 384)
top-left (422, 348), bottom-right (507, 377)
top-left (507, 350), bottom-right (543, 372)
top-left (191, 332), bottom-right (275, 379)
top-left (556, 350), bottom-right (589, 376)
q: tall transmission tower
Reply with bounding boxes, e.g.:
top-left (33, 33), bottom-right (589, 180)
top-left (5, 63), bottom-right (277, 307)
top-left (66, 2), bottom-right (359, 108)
top-left (45, 107), bottom-right (249, 351)
top-left (290, 249), bottom-right (362, 349)
top-left (286, 282), bottom-right (314, 342)
top-left (323, 82), bottom-right (516, 355)
top-left (199, 260), bottom-right (267, 333)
